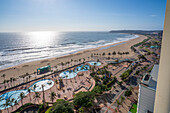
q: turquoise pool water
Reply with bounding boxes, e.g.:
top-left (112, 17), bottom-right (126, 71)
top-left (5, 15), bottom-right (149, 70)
top-left (59, 65), bottom-right (90, 79)
top-left (88, 61), bottom-right (101, 66)
top-left (0, 90), bottom-right (28, 110)
top-left (29, 79), bottom-right (54, 92)
top-left (0, 79), bottom-right (54, 110)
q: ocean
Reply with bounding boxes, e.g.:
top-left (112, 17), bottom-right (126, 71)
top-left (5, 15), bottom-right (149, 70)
top-left (0, 31), bottom-right (138, 69)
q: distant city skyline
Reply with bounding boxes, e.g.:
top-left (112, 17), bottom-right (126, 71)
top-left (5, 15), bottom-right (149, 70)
top-left (0, 0), bottom-right (167, 32)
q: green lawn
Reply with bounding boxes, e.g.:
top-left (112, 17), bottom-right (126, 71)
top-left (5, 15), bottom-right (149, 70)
top-left (130, 104), bottom-right (137, 113)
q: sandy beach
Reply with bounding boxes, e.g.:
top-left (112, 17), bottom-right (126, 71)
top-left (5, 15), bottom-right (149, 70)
top-left (0, 35), bottom-right (147, 83)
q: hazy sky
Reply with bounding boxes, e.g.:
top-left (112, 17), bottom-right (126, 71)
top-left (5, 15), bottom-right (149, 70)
top-left (0, 0), bottom-right (167, 32)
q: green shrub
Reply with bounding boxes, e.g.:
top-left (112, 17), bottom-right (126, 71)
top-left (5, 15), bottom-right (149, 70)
top-left (45, 107), bottom-right (52, 113)
top-left (120, 69), bottom-right (132, 80)
top-left (50, 99), bottom-right (74, 113)
top-left (73, 91), bottom-right (95, 108)
top-left (133, 37), bottom-right (150, 47)
top-left (125, 90), bottom-right (132, 97)
top-left (38, 103), bottom-right (48, 113)
top-left (106, 79), bottom-right (116, 87)
top-left (14, 103), bottom-right (35, 112)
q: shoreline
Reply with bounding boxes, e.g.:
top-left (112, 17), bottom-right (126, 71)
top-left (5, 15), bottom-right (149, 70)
top-left (0, 34), bottom-right (147, 83)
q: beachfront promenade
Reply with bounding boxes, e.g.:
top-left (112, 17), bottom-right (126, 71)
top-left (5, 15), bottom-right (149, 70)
top-left (0, 60), bottom-right (97, 113)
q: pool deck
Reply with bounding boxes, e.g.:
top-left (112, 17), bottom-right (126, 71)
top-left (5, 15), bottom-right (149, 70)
top-left (0, 62), bottom-right (97, 113)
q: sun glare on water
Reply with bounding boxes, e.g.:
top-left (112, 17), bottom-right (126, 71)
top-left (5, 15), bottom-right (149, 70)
top-left (25, 31), bottom-right (60, 46)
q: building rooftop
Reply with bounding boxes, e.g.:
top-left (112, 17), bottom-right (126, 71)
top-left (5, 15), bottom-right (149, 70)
top-left (137, 64), bottom-right (159, 113)
top-left (141, 64), bottom-right (159, 90)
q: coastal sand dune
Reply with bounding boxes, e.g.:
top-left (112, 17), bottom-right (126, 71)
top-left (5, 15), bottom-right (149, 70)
top-left (0, 35), bottom-right (146, 83)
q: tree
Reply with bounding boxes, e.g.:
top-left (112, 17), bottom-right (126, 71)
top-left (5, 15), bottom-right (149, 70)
top-left (116, 100), bottom-right (120, 108)
top-left (33, 84), bottom-right (37, 90)
top-left (27, 88), bottom-right (31, 102)
top-left (0, 96), bottom-right (4, 102)
top-left (28, 75), bottom-right (31, 81)
top-left (18, 92), bottom-right (26, 106)
top-left (3, 80), bottom-right (6, 89)
top-left (13, 78), bottom-right (16, 86)
top-left (14, 100), bottom-right (18, 109)
top-left (50, 99), bottom-right (74, 113)
top-left (117, 81), bottom-right (123, 86)
top-left (55, 79), bottom-right (58, 84)
top-left (6, 80), bottom-right (9, 88)
top-left (83, 58), bottom-right (85, 63)
top-left (112, 51), bottom-right (116, 56)
top-left (73, 91), bottom-right (94, 108)
top-left (71, 59), bottom-right (73, 66)
top-left (49, 92), bottom-right (56, 103)
top-left (121, 96), bottom-right (125, 103)
top-left (125, 90), bottom-right (132, 97)
top-left (3, 99), bottom-right (10, 113)
top-left (61, 62), bottom-right (64, 69)
top-left (33, 92), bottom-right (41, 104)
top-left (1, 74), bottom-right (6, 81)
top-left (10, 98), bottom-right (15, 110)
top-left (42, 85), bottom-right (46, 106)
top-left (10, 77), bottom-right (13, 87)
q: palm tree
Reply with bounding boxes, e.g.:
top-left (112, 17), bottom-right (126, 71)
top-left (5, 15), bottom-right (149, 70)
top-left (68, 61), bottom-right (70, 67)
top-left (3, 80), bottom-right (6, 89)
top-left (0, 96), bottom-right (4, 107)
top-left (69, 70), bottom-right (72, 82)
top-left (18, 92), bottom-right (25, 106)
top-left (61, 62), bottom-right (64, 69)
top-left (42, 85), bottom-right (46, 106)
top-left (6, 80), bottom-right (9, 88)
top-left (79, 59), bottom-right (81, 63)
top-left (83, 58), bottom-right (85, 63)
top-left (28, 75), bottom-right (31, 81)
top-left (0, 96), bottom-right (4, 101)
top-left (33, 84), bottom-right (37, 90)
top-left (117, 51), bottom-right (120, 58)
top-left (13, 78), bottom-right (16, 86)
top-left (102, 52), bottom-right (105, 56)
top-left (71, 59), bottom-right (73, 66)
top-left (10, 98), bottom-right (15, 110)
top-left (22, 75), bottom-right (25, 83)
top-left (112, 51), bottom-right (116, 58)
top-left (66, 75), bottom-right (68, 84)
top-left (14, 100), bottom-right (18, 109)
top-left (49, 92), bottom-right (56, 103)
top-left (55, 79), bottom-right (58, 84)
top-left (25, 72), bottom-right (29, 77)
top-left (33, 92), bottom-right (41, 104)
top-left (1, 74), bottom-right (6, 81)
top-left (27, 88), bottom-right (31, 102)
top-left (74, 60), bottom-right (76, 65)
top-left (3, 99), bottom-right (10, 113)
top-left (10, 77), bottom-right (13, 87)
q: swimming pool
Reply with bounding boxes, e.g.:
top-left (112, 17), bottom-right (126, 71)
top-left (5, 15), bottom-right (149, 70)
top-left (29, 79), bottom-right (54, 92)
top-left (0, 79), bottom-right (54, 110)
top-left (0, 90), bottom-right (28, 110)
top-left (59, 65), bottom-right (90, 79)
top-left (88, 61), bottom-right (101, 66)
